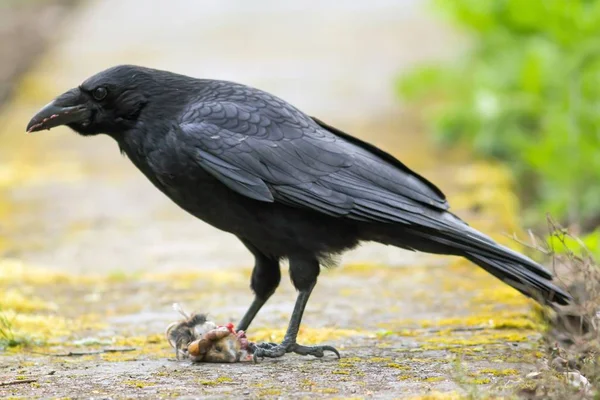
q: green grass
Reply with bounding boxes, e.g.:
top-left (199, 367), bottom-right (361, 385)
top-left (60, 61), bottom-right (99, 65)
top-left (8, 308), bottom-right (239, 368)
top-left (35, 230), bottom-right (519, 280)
top-left (0, 312), bottom-right (32, 349)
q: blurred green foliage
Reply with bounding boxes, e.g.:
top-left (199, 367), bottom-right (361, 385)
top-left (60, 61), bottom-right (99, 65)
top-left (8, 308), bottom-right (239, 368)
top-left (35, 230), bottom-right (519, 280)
top-left (548, 227), bottom-right (600, 260)
top-left (397, 0), bottom-right (600, 231)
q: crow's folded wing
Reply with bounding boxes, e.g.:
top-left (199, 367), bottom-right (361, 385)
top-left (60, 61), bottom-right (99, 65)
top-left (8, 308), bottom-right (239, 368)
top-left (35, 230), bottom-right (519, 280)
top-left (177, 98), bottom-right (450, 226)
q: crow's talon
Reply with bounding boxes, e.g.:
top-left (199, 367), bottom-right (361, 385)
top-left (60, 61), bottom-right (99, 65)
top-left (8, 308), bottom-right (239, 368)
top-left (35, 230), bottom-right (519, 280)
top-left (252, 341), bottom-right (340, 362)
top-left (294, 344), bottom-right (340, 358)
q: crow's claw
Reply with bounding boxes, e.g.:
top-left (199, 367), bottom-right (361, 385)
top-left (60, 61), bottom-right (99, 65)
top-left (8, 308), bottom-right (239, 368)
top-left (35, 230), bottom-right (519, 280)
top-left (252, 341), bottom-right (340, 362)
top-left (294, 344), bottom-right (340, 358)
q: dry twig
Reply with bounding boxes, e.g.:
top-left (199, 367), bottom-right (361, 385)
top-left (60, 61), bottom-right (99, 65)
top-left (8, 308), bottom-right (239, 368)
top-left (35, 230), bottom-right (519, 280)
top-left (0, 379), bottom-right (37, 387)
top-left (30, 347), bottom-right (136, 357)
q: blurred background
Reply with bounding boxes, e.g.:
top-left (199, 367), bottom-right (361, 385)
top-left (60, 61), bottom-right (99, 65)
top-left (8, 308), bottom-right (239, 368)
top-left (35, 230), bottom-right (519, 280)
top-left (0, 1), bottom-right (593, 395)
top-left (1, 0), bottom-right (598, 267)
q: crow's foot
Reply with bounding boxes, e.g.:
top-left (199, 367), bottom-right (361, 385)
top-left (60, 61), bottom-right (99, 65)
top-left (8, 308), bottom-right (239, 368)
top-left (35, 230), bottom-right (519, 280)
top-left (253, 342), bottom-right (278, 350)
top-left (251, 341), bottom-right (340, 362)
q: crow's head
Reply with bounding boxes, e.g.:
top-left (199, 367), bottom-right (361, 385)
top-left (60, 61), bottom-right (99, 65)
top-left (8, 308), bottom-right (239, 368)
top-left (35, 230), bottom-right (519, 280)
top-left (26, 65), bottom-right (157, 136)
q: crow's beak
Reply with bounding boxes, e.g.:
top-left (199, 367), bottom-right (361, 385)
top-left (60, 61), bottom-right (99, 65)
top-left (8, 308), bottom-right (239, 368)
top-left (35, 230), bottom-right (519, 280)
top-left (26, 88), bottom-right (92, 133)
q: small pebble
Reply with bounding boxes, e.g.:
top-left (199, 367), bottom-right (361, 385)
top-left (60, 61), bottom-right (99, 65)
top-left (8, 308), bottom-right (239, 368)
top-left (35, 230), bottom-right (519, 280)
top-left (550, 357), bottom-right (568, 372)
top-left (566, 371), bottom-right (590, 390)
top-left (526, 372), bottom-right (541, 379)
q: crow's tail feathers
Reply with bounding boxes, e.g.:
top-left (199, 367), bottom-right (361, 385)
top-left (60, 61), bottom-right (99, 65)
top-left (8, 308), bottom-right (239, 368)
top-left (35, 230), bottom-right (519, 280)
top-left (395, 221), bottom-right (573, 306)
top-left (460, 224), bottom-right (571, 306)
top-left (462, 251), bottom-right (571, 306)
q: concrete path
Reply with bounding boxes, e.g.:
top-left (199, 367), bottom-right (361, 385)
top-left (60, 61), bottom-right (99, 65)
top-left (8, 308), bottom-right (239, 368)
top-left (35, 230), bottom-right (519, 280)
top-left (0, 1), bottom-right (541, 399)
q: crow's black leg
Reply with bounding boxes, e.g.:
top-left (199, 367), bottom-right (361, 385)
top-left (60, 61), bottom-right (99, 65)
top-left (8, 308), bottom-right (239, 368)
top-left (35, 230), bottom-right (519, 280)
top-left (238, 297), bottom-right (271, 333)
top-left (237, 238), bottom-right (280, 332)
top-left (251, 256), bottom-right (340, 361)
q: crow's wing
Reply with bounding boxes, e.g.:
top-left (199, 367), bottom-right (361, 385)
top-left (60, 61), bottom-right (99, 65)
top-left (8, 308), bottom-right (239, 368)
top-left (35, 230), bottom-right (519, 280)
top-left (177, 95), bottom-right (450, 226)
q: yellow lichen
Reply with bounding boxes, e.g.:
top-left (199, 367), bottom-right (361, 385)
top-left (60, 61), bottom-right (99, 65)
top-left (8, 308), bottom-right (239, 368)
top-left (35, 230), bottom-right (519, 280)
top-left (100, 334), bottom-right (170, 361)
top-left (0, 310), bottom-right (103, 345)
top-left (420, 331), bottom-right (531, 349)
top-left (258, 388), bottom-right (282, 396)
top-left (424, 376), bottom-right (445, 383)
top-left (419, 311), bottom-right (540, 331)
top-left (0, 289), bottom-right (57, 313)
top-left (386, 362), bottom-right (410, 370)
top-left (200, 376), bottom-right (233, 386)
top-left (469, 377), bottom-right (492, 385)
top-left (316, 388), bottom-right (339, 394)
top-left (478, 368), bottom-right (519, 376)
top-left (123, 380), bottom-right (154, 388)
top-left (332, 370), bottom-right (350, 375)
top-left (368, 357), bottom-right (392, 362)
top-left (113, 334), bottom-right (163, 347)
top-left (0, 258), bottom-right (97, 286)
top-left (249, 327), bottom-right (364, 345)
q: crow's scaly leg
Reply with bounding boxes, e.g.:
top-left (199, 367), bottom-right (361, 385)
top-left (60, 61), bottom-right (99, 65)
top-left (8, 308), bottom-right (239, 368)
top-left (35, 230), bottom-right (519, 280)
top-left (251, 256), bottom-right (339, 361)
top-left (237, 238), bottom-right (280, 332)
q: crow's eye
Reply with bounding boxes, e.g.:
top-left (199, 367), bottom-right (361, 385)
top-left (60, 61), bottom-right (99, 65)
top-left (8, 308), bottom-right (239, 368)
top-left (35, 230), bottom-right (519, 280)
top-left (93, 87), bottom-right (107, 101)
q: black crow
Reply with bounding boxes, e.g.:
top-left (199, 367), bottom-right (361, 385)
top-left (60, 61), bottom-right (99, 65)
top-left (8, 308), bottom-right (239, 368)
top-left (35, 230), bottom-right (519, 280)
top-left (27, 65), bottom-right (571, 361)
